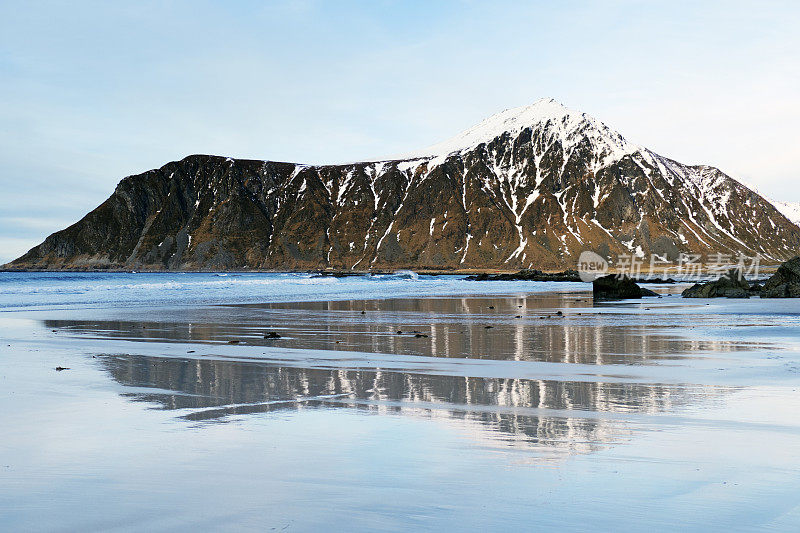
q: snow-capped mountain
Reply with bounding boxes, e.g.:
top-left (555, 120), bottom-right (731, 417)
top-left (8, 99), bottom-right (800, 270)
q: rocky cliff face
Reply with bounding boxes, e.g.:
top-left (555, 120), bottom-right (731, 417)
top-left (8, 99), bottom-right (800, 270)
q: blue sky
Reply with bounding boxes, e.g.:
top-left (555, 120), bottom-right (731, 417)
top-left (1, 0), bottom-right (798, 263)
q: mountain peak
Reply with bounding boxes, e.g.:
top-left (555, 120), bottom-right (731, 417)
top-left (402, 98), bottom-right (638, 164)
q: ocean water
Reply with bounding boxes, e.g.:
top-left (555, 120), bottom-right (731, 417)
top-left (2, 272), bottom-right (800, 531)
top-left (0, 271), bottom-right (585, 310)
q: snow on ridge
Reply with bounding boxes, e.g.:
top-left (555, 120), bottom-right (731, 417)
top-left (397, 98), bottom-right (641, 166)
top-left (704, 171), bottom-right (800, 229)
top-left (772, 200), bottom-right (800, 227)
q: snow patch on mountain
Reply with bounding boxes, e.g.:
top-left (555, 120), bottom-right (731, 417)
top-left (772, 201), bottom-right (800, 227)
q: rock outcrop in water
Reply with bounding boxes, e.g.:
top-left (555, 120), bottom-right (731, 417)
top-left (465, 269), bottom-right (581, 281)
top-left (593, 275), bottom-right (658, 300)
top-left (681, 258), bottom-right (800, 298)
top-left (760, 256), bottom-right (800, 298)
top-left (682, 268), bottom-right (752, 298)
top-left (7, 99), bottom-right (800, 271)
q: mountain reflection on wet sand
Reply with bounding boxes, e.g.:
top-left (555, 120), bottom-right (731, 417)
top-left (43, 292), bottom-right (783, 454)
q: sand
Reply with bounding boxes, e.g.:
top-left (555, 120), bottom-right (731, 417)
top-left (1, 273), bottom-right (800, 530)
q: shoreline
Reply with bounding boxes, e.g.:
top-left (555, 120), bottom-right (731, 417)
top-left (0, 265), bottom-right (784, 276)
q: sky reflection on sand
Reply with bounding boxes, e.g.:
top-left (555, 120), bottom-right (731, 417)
top-left (2, 279), bottom-right (800, 530)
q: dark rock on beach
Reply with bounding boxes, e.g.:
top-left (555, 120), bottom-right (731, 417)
top-left (466, 269), bottom-right (581, 282)
top-left (760, 256), bottom-right (800, 298)
top-left (593, 274), bottom-right (659, 300)
top-left (681, 268), bottom-right (751, 298)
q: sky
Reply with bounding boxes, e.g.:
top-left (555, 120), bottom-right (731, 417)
top-left (1, 0), bottom-right (799, 263)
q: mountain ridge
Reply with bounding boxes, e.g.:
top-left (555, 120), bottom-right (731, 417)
top-left (772, 200), bottom-right (800, 227)
top-left (7, 100), bottom-right (800, 271)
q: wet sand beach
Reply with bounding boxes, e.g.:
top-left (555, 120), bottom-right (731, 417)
top-left (2, 273), bottom-right (800, 531)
